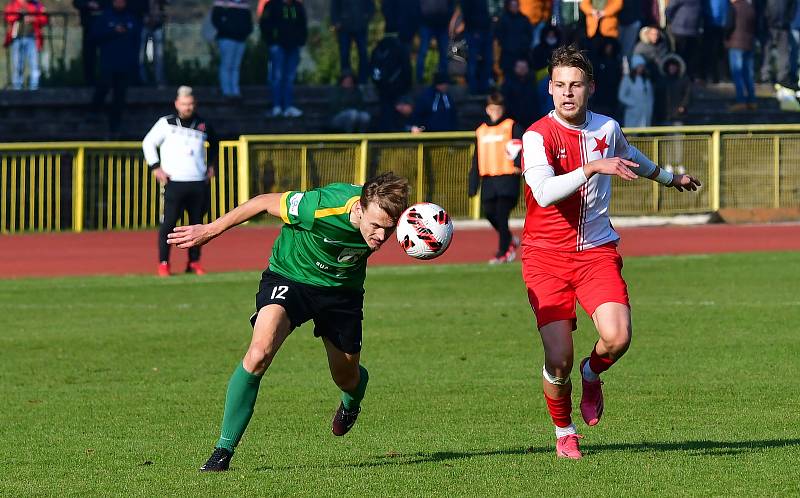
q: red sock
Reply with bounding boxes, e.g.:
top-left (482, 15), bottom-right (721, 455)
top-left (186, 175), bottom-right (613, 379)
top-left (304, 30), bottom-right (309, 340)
top-left (589, 343), bottom-right (616, 375)
top-left (544, 394), bottom-right (572, 428)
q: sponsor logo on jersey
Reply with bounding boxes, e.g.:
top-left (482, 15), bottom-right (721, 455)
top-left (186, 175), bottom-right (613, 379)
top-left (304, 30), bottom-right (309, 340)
top-left (337, 247), bottom-right (367, 263)
top-left (289, 193), bottom-right (303, 216)
top-left (323, 237), bottom-right (342, 244)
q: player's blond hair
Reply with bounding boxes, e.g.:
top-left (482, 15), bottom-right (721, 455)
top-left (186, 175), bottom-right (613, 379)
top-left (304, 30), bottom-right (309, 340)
top-left (176, 86), bottom-right (194, 98)
top-left (361, 172), bottom-right (410, 222)
top-left (548, 44), bottom-right (594, 82)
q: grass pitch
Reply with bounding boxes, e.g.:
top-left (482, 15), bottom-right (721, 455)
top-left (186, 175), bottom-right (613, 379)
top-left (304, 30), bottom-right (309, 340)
top-left (2, 252), bottom-right (799, 497)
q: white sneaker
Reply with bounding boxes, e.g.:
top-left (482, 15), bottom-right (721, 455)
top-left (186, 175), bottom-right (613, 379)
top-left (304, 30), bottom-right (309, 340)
top-left (283, 106), bottom-right (303, 118)
top-left (267, 106), bottom-right (282, 118)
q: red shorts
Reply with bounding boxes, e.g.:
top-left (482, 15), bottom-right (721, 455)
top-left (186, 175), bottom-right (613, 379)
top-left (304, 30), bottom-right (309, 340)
top-left (522, 243), bottom-right (630, 330)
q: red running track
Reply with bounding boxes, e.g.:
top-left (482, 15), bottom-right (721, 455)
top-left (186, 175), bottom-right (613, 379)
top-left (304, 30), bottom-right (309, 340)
top-left (0, 223), bottom-right (798, 278)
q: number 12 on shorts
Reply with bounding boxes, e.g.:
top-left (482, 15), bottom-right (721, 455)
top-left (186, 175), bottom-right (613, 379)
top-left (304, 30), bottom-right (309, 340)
top-left (271, 285), bottom-right (288, 300)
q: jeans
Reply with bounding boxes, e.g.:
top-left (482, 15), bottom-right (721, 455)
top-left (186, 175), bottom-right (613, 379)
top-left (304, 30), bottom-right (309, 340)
top-left (618, 21), bottom-right (641, 60)
top-left (10, 36), bottom-right (40, 90)
top-left (465, 30), bottom-right (493, 94)
top-left (269, 45), bottom-right (300, 109)
top-left (337, 29), bottom-right (368, 84)
top-left (331, 109), bottom-right (371, 133)
top-left (140, 26), bottom-right (165, 86)
top-left (416, 25), bottom-right (449, 83)
top-left (728, 48), bottom-right (755, 103)
top-left (218, 38), bottom-right (246, 96)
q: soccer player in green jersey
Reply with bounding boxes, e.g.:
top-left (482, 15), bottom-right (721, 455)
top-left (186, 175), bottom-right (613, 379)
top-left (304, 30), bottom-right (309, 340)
top-left (167, 172), bottom-right (410, 471)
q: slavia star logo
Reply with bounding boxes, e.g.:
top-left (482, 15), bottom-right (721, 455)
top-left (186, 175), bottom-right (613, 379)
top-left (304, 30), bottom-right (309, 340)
top-left (593, 135), bottom-right (609, 156)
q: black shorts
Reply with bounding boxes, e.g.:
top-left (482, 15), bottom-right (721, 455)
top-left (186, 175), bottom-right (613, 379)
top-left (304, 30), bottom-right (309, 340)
top-left (251, 270), bottom-right (365, 354)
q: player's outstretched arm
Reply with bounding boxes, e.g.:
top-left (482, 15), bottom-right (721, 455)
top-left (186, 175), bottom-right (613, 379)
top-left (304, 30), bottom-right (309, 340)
top-left (167, 193), bottom-right (284, 248)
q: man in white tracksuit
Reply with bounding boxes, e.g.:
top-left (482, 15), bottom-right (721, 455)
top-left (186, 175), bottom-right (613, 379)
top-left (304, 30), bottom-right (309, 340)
top-left (143, 86), bottom-right (218, 276)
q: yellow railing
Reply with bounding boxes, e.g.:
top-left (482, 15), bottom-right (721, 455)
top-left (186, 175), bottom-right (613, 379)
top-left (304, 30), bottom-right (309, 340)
top-left (2, 124), bottom-right (800, 234)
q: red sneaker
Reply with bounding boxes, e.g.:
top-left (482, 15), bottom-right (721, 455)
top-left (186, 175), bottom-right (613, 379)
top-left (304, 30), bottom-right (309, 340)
top-left (186, 261), bottom-right (206, 275)
top-left (556, 433), bottom-right (584, 459)
top-left (580, 358), bottom-right (604, 426)
top-left (157, 262), bottom-right (170, 277)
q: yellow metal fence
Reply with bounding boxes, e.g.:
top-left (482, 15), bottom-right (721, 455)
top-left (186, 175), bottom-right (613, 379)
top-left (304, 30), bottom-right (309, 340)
top-left (2, 125), bottom-right (800, 234)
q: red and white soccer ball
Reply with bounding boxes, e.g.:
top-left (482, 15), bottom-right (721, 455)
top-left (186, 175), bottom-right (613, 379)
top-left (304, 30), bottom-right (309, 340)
top-left (396, 203), bottom-right (454, 260)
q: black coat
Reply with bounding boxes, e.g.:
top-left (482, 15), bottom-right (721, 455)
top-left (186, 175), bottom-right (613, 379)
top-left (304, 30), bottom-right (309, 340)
top-left (665, 0), bottom-right (704, 36)
top-left (260, 0), bottom-right (307, 48)
top-left (496, 12), bottom-right (532, 57)
top-left (461, 0), bottom-right (491, 31)
top-left (331, 0), bottom-right (374, 33)
top-left (501, 75), bottom-right (540, 129)
top-left (212, 4), bottom-right (253, 42)
top-left (381, 0), bottom-right (420, 39)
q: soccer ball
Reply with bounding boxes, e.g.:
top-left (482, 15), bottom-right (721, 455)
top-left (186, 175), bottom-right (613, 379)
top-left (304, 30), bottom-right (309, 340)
top-left (396, 203), bottom-right (454, 260)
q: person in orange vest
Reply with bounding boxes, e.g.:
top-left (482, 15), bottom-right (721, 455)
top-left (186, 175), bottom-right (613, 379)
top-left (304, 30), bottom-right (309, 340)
top-left (468, 92), bottom-right (524, 264)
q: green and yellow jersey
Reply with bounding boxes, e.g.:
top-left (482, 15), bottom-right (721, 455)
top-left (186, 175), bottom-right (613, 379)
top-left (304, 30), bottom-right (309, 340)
top-left (268, 183), bottom-right (371, 289)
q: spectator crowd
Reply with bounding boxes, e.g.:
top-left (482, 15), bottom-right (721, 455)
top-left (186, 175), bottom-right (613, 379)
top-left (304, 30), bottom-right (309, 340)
top-left (4, 0), bottom-right (800, 132)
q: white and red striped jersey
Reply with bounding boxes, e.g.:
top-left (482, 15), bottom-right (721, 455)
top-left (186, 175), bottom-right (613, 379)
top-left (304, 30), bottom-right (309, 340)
top-left (521, 111), bottom-right (631, 252)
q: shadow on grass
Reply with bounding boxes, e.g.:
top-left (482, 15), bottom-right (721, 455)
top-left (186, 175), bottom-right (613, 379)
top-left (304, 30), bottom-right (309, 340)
top-left (254, 438), bottom-right (800, 471)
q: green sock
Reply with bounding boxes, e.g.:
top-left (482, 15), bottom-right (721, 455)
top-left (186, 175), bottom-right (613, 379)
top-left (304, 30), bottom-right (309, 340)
top-left (340, 365), bottom-right (369, 411)
top-left (215, 362), bottom-right (263, 452)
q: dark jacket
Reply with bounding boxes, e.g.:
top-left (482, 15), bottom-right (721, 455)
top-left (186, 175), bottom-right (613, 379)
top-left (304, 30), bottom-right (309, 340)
top-left (530, 25), bottom-right (561, 70)
top-left (501, 74), bottom-right (540, 128)
top-left (412, 85), bottom-right (458, 132)
top-left (329, 85), bottom-right (367, 114)
top-left (590, 38), bottom-right (623, 120)
top-left (419, 0), bottom-right (455, 28)
top-left (73, 0), bottom-right (108, 27)
top-left (461, 0), bottom-right (491, 31)
top-left (655, 54), bottom-right (690, 123)
top-left (91, 6), bottom-right (140, 72)
top-left (496, 11), bottom-right (533, 57)
top-left (764, 0), bottom-right (797, 29)
top-left (618, 0), bottom-right (644, 25)
top-left (468, 117), bottom-right (523, 198)
top-left (259, 0), bottom-right (307, 47)
top-left (331, 0), bottom-right (374, 33)
top-left (665, 0), bottom-right (704, 36)
top-left (212, 0), bottom-right (253, 42)
top-left (726, 0), bottom-right (756, 50)
top-left (381, 0), bottom-right (419, 40)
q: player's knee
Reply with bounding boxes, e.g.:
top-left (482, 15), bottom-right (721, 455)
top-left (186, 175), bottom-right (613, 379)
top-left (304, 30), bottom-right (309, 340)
top-left (545, 355), bottom-right (573, 377)
top-left (243, 344), bottom-right (275, 375)
top-left (600, 329), bottom-right (631, 358)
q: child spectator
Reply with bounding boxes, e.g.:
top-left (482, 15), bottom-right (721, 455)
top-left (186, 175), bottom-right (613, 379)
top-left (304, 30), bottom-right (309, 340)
top-left (618, 53), bottom-right (654, 126)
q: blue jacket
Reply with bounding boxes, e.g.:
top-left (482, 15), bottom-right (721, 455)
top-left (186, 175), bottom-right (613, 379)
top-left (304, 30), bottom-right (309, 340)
top-left (792, 0), bottom-right (800, 29)
top-left (704, 0), bottom-right (729, 27)
top-left (91, 7), bottom-right (140, 73)
top-left (412, 86), bottom-right (458, 132)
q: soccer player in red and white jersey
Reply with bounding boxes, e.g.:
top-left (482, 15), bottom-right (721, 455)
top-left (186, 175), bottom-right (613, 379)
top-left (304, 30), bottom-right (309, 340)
top-left (520, 45), bottom-right (701, 459)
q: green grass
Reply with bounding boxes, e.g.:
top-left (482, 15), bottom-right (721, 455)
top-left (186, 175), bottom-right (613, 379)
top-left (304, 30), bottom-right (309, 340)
top-left (2, 253), bottom-right (799, 496)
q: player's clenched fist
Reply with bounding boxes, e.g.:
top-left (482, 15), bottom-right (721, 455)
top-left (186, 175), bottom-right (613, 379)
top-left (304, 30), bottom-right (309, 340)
top-left (168, 224), bottom-right (217, 248)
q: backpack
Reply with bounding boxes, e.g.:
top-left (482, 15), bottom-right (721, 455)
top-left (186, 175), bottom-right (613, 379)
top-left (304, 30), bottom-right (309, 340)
top-left (370, 36), bottom-right (412, 99)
